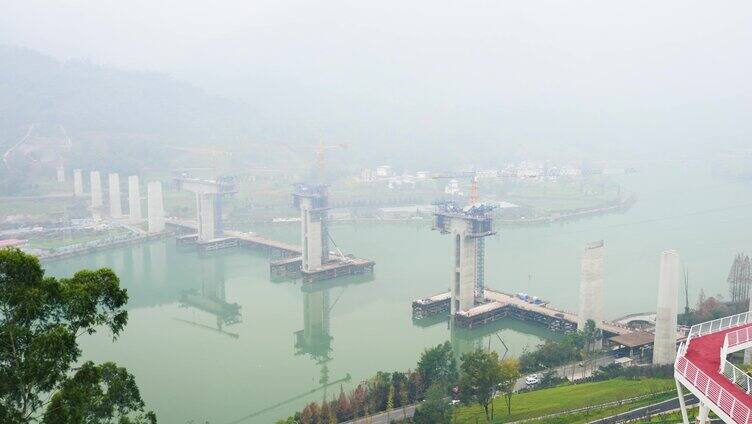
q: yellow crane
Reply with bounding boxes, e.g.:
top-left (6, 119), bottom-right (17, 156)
top-left (433, 171), bottom-right (481, 205)
top-left (294, 141), bottom-right (348, 182)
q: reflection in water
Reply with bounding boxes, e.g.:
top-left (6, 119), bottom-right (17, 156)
top-left (177, 258), bottom-right (242, 338)
top-left (295, 287), bottom-right (333, 363)
top-left (448, 316), bottom-right (561, 364)
top-left (450, 318), bottom-right (483, 363)
top-left (293, 276), bottom-right (373, 406)
top-left (296, 286), bottom-right (334, 405)
top-left (225, 278), bottom-right (371, 424)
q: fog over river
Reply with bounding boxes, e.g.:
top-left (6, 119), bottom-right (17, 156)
top-left (44, 161), bottom-right (752, 423)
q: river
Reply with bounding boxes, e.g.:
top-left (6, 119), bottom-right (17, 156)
top-left (43, 161), bottom-right (752, 423)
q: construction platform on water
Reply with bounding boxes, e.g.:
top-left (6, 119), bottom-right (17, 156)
top-left (413, 288), bottom-right (631, 336)
top-left (167, 220), bottom-right (300, 255)
top-left (166, 219), bottom-right (375, 283)
top-left (270, 255), bottom-right (375, 283)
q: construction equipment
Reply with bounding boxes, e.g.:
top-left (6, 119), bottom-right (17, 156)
top-left (288, 141), bottom-right (348, 182)
top-left (433, 171), bottom-right (481, 205)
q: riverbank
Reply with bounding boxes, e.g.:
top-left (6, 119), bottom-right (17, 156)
top-left (226, 193), bottom-right (637, 228)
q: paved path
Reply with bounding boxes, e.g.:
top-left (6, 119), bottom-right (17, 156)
top-left (514, 355), bottom-right (616, 391)
top-left (590, 394), bottom-right (698, 423)
top-left (344, 404), bottom-right (418, 424)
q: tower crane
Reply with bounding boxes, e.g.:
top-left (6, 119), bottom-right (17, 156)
top-left (291, 141), bottom-right (348, 182)
top-left (433, 171), bottom-right (481, 205)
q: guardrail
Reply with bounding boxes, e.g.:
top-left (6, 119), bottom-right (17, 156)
top-left (721, 326), bottom-right (752, 367)
top-left (689, 311), bottom-right (752, 340)
top-left (676, 355), bottom-right (752, 423)
top-left (727, 326), bottom-right (752, 350)
top-left (722, 359), bottom-right (752, 395)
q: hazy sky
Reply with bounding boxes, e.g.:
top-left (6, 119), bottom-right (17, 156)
top-left (2, 0), bottom-right (751, 164)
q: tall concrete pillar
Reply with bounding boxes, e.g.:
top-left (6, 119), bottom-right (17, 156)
top-left (90, 171), bottom-right (103, 209)
top-left (56, 164), bottom-right (65, 182)
top-left (451, 229), bottom-right (478, 314)
top-left (578, 241), bottom-right (604, 331)
top-left (108, 173), bottom-right (122, 218)
top-left (128, 175), bottom-right (142, 222)
top-left (73, 169), bottom-right (84, 196)
top-left (300, 196), bottom-right (324, 271)
top-left (147, 181), bottom-right (165, 233)
top-left (653, 250), bottom-right (681, 365)
top-left (197, 194), bottom-right (216, 241)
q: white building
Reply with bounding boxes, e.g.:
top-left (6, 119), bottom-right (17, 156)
top-left (376, 165), bottom-right (393, 178)
top-left (444, 179), bottom-right (461, 195)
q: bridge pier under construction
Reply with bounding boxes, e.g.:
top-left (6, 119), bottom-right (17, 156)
top-left (268, 183), bottom-right (374, 283)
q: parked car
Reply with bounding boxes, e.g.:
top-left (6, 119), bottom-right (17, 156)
top-left (525, 374), bottom-right (540, 386)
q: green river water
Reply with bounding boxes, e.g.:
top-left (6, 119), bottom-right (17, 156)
top-left (43, 162), bottom-right (752, 423)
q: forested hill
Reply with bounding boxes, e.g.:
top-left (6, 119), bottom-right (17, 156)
top-left (0, 45), bottom-right (265, 159)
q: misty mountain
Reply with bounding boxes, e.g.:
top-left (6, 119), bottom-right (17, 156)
top-left (0, 45), bottom-right (265, 166)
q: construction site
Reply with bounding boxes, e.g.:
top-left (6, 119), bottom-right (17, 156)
top-left (412, 193), bottom-right (694, 364)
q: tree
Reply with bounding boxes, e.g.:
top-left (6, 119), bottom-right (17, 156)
top-left (385, 384), bottom-right (394, 422)
top-left (582, 319), bottom-right (603, 374)
top-left (406, 371), bottom-right (423, 403)
top-left (416, 342), bottom-right (458, 391)
top-left (583, 319), bottom-right (602, 352)
top-left (412, 384), bottom-right (450, 424)
top-left (390, 372), bottom-right (408, 407)
top-left (300, 402), bottom-right (319, 424)
top-left (320, 401), bottom-right (336, 424)
top-left (518, 332), bottom-right (584, 374)
top-left (335, 385), bottom-right (352, 421)
top-left (538, 369), bottom-right (565, 388)
top-left (498, 358), bottom-right (521, 416)
top-left (458, 349), bottom-right (503, 422)
top-left (0, 248), bottom-right (154, 423)
top-left (366, 371), bottom-right (391, 413)
top-left (399, 381), bottom-right (409, 420)
top-left (350, 384), bottom-right (367, 418)
top-left (42, 361), bottom-right (156, 424)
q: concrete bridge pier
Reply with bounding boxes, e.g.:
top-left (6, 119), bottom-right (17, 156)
top-left (653, 250), bottom-right (680, 365)
top-left (108, 173), bottom-right (122, 218)
top-left (174, 177), bottom-right (235, 243)
top-left (73, 169), bottom-right (83, 196)
top-left (147, 181), bottom-right (165, 233)
top-left (578, 240), bottom-right (604, 349)
top-left (433, 203), bottom-right (496, 315)
top-left (196, 193), bottom-right (217, 241)
top-left (90, 171), bottom-right (103, 209)
top-left (128, 175), bottom-right (142, 222)
top-left (293, 184), bottom-right (330, 272)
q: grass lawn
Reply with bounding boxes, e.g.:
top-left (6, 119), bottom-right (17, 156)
top-left (453, 378), bottom-right (675, 423)
top-left (523, 391), bottom-right (677, 424)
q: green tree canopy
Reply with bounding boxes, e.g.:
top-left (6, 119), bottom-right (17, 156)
top-left (412, 383), bottom-right (451, 424)
top-left (458, 349), bottom-right (503, 422)
top-left (416, 341), bottom-right (458, 391)
top-left (0, 248), bottom-right (154, 423)
top-left (499, 358), bottom-right (521, 416)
